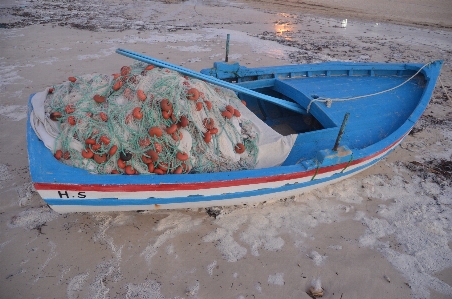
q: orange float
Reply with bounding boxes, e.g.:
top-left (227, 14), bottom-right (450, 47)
top-left (221, 110), bottom-right (233, 119)
top-left (93, 94), bottom-right (106, 103)
top-left (111, 170), bottom-right (120, 174)
top-left (162, 109), bottom-right (172, 120)
top-left (142, 155), bottom-right (153, 164)
top-left (172, 131), bottom-right (182, 141)
top-left (99, 112), bottom-right (108, 122)
top-left (100, 136), bottom-right (110, 145)
top-left (125, 165), bottom-right (136, 175)
top-left (92, 143), bottom-right (101, 151)
top-left (109, 145), bottom-right (118, 156)
top-left (148, 127), bottom-right (163, 138)
top-left (203, 118), bottom-right (215, 130)
top-left (65, 104), bottom-right (75, 114)
top-left (154, 142), bottom-right (163, 153)
top-left (133, 107), bottom-right (143, 120)
top-left (63, 151), bottom-right (71, 160)
top-left (241, 100), bottom-right (247, 106)
top-left (176, 152), bottom-right (189, 161)
top-left (85, 138), bottom-right (96, 145)
top-left (120, 66), bottom-right (131, 76)
top-left (203, 132), bottom-right (212, 143)
top-left (54, 150), bottom-right (63, 160)
top-left (233, 109), bottom-right (241, 117)
top-left (125, 114), bottom-right (133, 124)
top-left (209, 128), bottom-right (218, 135)
top-left (179, 115), bottom-right (189, 127)
top-left (204, 100), bottom-right (212, 110)
top-left (81, 148), bottom-right (94, 159)
top-left (181, 163), bottom-right (191, 173)
top-left (160, 99), bottom-right (173, 111)
top-left (225, 105), bottom-right (235, 114)
top-left (195, 102), bottom-right (203, 111)
top-left (186, 88), bottom-right (200, 101)
top-left (145, 65), bottom-right (154, 71)
top-left (148, 163), bottom-right (155, 173)
top-left (166, 124), bottom-right (178, 134)
top-left (154, 168), bottom-right (164, 175)
top-left (234, 143), bottom-right (246, 154)
top-left (93, 153), bottom-right (107, 164)
top-left (48, 88), bottom-right (54, 93)
top-left (139, 138), bottom-right (151, 147)
top-left (146, 150), bottom-right (159, 162)
top-left (112, 80), bottom-right (123, 91)
top-left (158, 162), bottom-right (168, 172)
top-left (137, 89), bottom-right (147, 101)
top-left (68, 116), bottom-right (76, 126)
top-left (123, 88), bottom-right (133, 100)
top-left (68, 77), bottom-right (77, 83)
top-left (173, 166), bottom-right (183, 174)
top-left (117, 158), bottom-right (126, 169)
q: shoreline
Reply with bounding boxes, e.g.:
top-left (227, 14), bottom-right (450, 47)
top-left (233, 0), bottom-right (452, 30)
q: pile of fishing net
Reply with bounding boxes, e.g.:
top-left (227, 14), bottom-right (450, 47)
top-left (31, 62), bottom-right (262, 175)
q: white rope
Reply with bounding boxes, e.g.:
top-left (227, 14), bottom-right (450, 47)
top-left (306, 61), bottom-right (434, 113)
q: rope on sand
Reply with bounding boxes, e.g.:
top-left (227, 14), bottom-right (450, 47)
top-left (439, 77), bottom-right (451, 103)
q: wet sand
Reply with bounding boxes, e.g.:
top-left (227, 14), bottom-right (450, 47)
top-left (1, 0), bottom-right (452, 298)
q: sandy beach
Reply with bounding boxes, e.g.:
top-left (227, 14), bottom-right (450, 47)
top-left (1, 0), bottom-right (451, 298)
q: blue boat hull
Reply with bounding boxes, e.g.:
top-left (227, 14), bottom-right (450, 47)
top-left (27, 60), bottom-right (443, 212)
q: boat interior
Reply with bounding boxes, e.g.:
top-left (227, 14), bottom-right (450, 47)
top-left (221, 66), bottom-right (427, 165)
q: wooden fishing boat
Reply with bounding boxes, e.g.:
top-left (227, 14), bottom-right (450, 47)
top-left (27, 50), bottom-right (442, 213)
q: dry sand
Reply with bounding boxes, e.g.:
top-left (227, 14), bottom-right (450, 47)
top-left (1, 0), bottom-right (452, 298)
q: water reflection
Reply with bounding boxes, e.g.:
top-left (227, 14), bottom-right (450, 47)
top-left (274, 22), bottom-right (293, 40)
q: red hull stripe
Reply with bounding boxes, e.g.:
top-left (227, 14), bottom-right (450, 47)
top-left (34, 135), bottom-right (404, 192)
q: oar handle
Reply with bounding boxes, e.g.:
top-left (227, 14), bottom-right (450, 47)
top-left (116, 48), bottom-right (305, 114)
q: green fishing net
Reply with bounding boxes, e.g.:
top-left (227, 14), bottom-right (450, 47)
top-left (44, 62), bottom-right (259, 175)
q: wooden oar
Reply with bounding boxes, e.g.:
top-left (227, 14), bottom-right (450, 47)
top-left (116, 48), bottom-right (306, 114)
